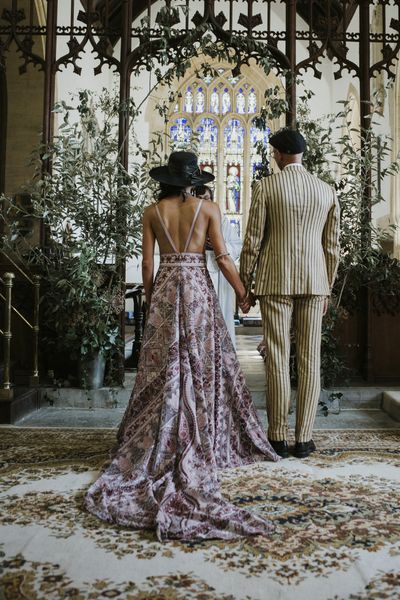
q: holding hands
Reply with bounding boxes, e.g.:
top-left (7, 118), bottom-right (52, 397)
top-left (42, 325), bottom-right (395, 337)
top-left (238, 291), bottom-right (256, 314)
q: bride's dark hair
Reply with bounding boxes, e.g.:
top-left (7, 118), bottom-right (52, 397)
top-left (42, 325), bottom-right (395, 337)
top-left (158, 183), bottom-right (187, 202)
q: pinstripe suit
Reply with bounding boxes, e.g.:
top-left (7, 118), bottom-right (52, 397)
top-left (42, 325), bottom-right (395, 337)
top-left (240, 164), bottom-right (340, 442)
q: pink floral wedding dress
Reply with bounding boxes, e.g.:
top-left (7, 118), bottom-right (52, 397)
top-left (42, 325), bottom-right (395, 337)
top-left (85, 199), bottom-right (279, 541)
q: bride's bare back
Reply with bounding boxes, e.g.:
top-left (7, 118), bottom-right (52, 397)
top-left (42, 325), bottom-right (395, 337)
top-left (149, 194), bottom-right (224, 255)
top-left (141, 193), bottom-right (248, 309)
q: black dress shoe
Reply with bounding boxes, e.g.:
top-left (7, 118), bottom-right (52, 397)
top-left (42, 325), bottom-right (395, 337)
top-left (268, 439), bottom-right (289, 458)
top-left (293, 440), bottom-right (316, 458)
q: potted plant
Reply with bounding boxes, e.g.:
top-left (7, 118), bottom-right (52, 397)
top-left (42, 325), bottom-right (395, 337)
top-left (1, 89), bottom-right (147, 387)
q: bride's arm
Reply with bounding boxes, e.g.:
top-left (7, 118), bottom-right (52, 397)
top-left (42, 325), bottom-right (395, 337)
top-left (142, 207), bottom-right (156, 305)
top-left (207, 204), bottom-right (249, 308)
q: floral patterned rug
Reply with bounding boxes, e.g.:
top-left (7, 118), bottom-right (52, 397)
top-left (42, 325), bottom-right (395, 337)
top-left (1, 427), bottom-right (400, 600)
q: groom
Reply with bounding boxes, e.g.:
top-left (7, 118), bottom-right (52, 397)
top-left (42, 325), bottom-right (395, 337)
top-left (240, 129), bottom-right (340, 458)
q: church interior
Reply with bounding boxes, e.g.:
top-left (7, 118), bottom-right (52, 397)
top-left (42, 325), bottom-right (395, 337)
top-left (1, 1), bottom-right (400, 598)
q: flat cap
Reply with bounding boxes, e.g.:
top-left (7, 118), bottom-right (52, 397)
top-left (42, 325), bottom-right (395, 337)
top-left (269, 129), bottom-right (306, 154)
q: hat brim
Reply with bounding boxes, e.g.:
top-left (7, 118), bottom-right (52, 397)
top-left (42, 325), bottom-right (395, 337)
top-left (149, 165), bottom-right (215, 186)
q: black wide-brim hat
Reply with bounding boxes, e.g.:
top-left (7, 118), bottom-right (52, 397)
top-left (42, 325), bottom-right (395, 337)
top-left (269, 129), bottom-right (307, 154)
top-left (149, 151), bottom-right (215, 187)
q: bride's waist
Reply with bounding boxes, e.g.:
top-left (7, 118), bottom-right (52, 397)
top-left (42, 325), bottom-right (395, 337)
top-left (159, 253), bottom-right (206, 267)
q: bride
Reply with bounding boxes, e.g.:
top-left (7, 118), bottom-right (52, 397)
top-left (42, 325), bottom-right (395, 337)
top-left (85, 151), bottom-right (279, 541)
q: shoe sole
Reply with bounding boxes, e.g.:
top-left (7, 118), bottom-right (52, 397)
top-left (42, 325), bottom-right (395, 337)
top-left (293, 451), bottom-right (311, 458)
top-left (268, 440), bottom-right (290, 459)
top-left (293, 441), bottom-right (316, 458)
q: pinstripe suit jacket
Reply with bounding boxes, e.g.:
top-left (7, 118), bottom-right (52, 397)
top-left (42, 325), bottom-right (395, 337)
top-left (240, 164), bottom-right (340, 296)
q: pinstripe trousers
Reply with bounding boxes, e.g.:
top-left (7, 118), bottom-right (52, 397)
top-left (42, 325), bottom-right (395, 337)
top-left (259, 295), bottom-right (325, 443)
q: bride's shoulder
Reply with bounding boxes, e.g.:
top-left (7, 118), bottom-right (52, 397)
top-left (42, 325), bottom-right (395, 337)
top-left (144, 202), bottom-right (158, 214)
top-left (143, 203), bottom-right (157, 222)
top-left (205, 201), bottom-right (222, 217)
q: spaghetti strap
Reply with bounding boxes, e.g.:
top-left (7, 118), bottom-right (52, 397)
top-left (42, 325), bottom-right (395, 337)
top-left (156, 199), bottom-right (204, 254)
top-left (184, 199), bottom-right (204, 252)
top-left (155, 204), bottom-right (178, 253)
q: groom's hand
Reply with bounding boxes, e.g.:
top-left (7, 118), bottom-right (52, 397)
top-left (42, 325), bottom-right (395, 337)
top-left (248, 292), bottom-right (257, 307)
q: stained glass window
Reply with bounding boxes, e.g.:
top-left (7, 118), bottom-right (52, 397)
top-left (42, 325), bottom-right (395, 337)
top-left (170, 118), bottom-right (192, 148)
top-left (222, 88), bottom-right (231, 114)
top-left (250, 126), bottom-right (269, 147)
top-left (195, 87), bottom-right (205, 113)
top-left (197, 118), bottom-right (218, 184)
top-left (224, 119), bottom-right (245, 152)
top-left (248, 88), bottom-right (257, 113)
top-left (226, 163), bottom-right (241, 213)
top-left (236, 88), bottom-right (245, 114)
top-left (197, 118), bottom-right (218, 152)
top-left (210, 88), bottom-right (219, 114)
top-left (200, 161), bottom-right (216, 177)
top-left (228, 75), bottom-right (241, 85)
top-left (184, 87), bottom-right (193, 112)
top-left (250, 125), bottom-right (270, 175)
top-left (168, 71), bottom-right (271, 240)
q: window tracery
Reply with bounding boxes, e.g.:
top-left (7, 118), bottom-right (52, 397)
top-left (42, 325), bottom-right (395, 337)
top-left (168, 72), bottom-right (270, 237)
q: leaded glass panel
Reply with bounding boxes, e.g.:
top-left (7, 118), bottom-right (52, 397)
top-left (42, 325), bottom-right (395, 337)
top-left (196, 87), bottom-right (205, 113)
top-left (222, 88), bottom-right (231, 114)
top-left (224, 119), bottom-right (245, 152)
top-left (248, 89), bottom-right (257, 113)
top-left (184, 87), bottom-right (193, 112)
top-left (236, 88), bottom-right (245, 114)
top-left (170, 118), bottom-right (192, 148)
top-left (210, 88), bottom-right (219, 113)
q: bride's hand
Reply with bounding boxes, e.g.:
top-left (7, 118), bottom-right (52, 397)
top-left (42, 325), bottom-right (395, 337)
top-left (238, 293), bottom-right (251, 314)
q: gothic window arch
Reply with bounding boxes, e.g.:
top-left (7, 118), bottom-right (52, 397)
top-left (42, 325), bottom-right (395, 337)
top-left (167, 69), bottom-right (270, 237)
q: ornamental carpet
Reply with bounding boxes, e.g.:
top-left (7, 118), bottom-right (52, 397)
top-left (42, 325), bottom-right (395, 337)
top-left (1, 427), bottom-right (400, 600)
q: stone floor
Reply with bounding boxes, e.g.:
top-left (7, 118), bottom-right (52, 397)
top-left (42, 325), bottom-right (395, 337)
top-left (10, 327), bottom-right (400, 430)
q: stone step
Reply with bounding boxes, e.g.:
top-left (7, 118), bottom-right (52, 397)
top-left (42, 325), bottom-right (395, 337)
top-left (382, 391), bottom-right (400, 421)
top-left (0, 387), bottom-right (40, 424)
top-left (251, 388), bottom-right (388, 410)
top-left (13, 404), bottom-right (400, 430)
top-left (39, 385), bottom-right (133, 410)
top-left (36, 383), bottom-right (390, 411)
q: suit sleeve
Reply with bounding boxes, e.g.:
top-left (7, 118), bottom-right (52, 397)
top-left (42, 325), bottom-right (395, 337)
top-left (239, 179), bottom-right (267, 293)
top-left (322, 188), bottom-right (340, 291)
